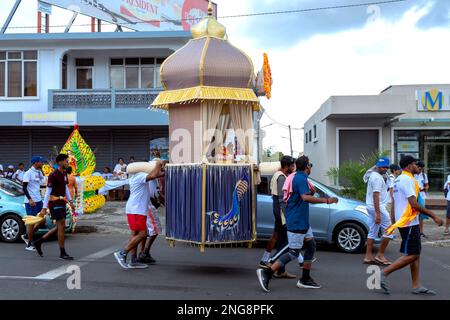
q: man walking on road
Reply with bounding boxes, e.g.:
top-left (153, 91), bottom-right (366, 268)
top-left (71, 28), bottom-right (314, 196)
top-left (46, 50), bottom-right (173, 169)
top-left (34, 154), bottom-right (74, 260)
top-left (114, 161), bottom-right (164, 269)
top-left (380, 156), bottom-right (443, 295)
top-left (258, 156), bottom-right (296, 274)
top-left (363, 157), bottom-right (393, 266)
top-left (21, 157), bottom-right (46, 251)
top-left (257, 156), bottom-right (338, 292)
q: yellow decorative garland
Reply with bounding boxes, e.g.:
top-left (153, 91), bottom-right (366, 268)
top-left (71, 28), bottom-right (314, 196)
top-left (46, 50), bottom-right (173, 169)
top-left (263, 53), bottom-right (273, 99)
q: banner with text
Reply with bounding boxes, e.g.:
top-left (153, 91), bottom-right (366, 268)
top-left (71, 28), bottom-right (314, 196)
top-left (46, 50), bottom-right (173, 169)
top-left (42, 0), bottom-right (216, 31)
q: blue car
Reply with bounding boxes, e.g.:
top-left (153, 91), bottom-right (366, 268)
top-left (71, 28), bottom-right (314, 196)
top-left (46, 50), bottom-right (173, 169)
top-left (257, 175), bottom-right (374, 253)
top-left (0, 178), bottom-right (73, 243)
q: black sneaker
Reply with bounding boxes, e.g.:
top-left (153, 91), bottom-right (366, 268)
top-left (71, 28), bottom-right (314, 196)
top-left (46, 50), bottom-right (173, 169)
top-left (258, 261), bottom-right (271, 269)
top-left (32, 240), bottom-right (43, 257)
top-left (60, 253), bottom-right (74, 261)
top-left (297, 278), bottom-right (322, 289)
top-left (256, 268), bottom-right (271, 293)
top-left (114, 251), bottom-right (129, 269)
top-left (138, 253), bottom-right (156, 264)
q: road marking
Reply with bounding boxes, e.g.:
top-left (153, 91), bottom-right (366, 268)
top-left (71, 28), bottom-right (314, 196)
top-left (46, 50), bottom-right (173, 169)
top-left (0, 246), bottom-right (117, 281)
top-left (424, 256), bottom-right (450, 272)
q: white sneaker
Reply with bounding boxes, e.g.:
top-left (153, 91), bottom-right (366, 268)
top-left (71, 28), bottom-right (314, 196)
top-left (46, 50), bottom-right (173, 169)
top-left (25, 244), bottom-right (36, 252)
top-left (127, 261), bottom-right (149, 269)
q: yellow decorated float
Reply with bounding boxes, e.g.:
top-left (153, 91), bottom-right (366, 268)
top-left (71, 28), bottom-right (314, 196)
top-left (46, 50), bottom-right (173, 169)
top-left (43, 125), bottom-right (106, 221)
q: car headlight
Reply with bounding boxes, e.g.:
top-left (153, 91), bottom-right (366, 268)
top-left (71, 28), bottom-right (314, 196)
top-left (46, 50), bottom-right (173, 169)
top-left (355, 205), bottom-right (368, 216)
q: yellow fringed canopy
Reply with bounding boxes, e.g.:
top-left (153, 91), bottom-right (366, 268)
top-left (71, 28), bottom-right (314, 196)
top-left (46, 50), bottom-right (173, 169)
top-left (152, 86), bottom-right (260, 111)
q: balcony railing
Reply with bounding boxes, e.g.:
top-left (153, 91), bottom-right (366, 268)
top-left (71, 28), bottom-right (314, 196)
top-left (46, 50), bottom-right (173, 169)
top-left (49, 88), bottom-right (162, 110)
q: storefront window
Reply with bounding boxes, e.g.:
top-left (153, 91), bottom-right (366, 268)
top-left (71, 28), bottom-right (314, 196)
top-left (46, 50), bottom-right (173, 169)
top-left (394, 130), bottom-right (450, 192)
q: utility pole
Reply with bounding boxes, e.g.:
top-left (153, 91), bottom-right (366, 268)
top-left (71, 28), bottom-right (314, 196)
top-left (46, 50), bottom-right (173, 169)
top-left (288, 125), bottom-right (293, 157)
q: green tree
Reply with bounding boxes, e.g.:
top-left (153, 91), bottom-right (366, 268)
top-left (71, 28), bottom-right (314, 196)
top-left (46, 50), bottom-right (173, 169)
top-left (326, 151), bottom-right (390, 201)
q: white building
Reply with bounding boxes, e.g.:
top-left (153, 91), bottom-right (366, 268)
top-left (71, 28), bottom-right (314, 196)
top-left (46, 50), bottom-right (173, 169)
top-left (0, 31), bottom-right (189, 169)
top-left (304, 84), bottom-right (450, 192)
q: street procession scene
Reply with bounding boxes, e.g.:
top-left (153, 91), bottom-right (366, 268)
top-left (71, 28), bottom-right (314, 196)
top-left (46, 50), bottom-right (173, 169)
top-left (1, 0), bottom-right (450, 308)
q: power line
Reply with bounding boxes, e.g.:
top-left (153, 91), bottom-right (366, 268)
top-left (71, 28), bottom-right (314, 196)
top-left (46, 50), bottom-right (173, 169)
top-left (3, 0), bottom-right (407, 30)
top-left (260, 106), bottom-right (303, 131)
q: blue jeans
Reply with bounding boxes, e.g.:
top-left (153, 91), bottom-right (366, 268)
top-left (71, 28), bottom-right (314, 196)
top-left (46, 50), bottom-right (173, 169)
top-left (25, 201), bottom-right (43, 216)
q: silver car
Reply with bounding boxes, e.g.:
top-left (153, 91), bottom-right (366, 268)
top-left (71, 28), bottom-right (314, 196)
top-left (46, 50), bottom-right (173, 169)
top-left (256, 175), bottom-right (374, 253)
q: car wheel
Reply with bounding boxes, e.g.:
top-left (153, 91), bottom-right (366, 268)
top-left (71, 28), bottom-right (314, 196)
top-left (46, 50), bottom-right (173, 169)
top-left (334, 223), bottom-right (366, 253)
top-left (0, 214), bottom-right (25, 243)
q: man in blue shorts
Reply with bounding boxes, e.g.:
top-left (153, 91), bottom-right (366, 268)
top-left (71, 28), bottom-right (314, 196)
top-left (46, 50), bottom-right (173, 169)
top-left (21, 156), bottom-right (46, 251)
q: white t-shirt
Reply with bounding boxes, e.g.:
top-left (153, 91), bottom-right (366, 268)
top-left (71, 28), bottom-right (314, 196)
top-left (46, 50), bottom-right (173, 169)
top-left (393, 173), bottom-right (420, 227)
top-left (445, 175), bottom-right (450, 201)
top-left (125, 172), bottom-right (149, 215)
top-left (414, 173), bottom-right (429, 200)
top-left (22, 167), bottom-right (45, 203)
top-left (366, 171), bottom-right (390, 208)
top-left (13, 169), bottom-right (25, 182)
top-left (114, 163), bottom-right (127, 179)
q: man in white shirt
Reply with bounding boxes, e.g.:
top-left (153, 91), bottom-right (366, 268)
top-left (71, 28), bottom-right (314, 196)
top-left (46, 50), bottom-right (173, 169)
top-left (363, 157), bottom-right (394, 266)
top-left (380, 156), bottom-right (443, 295)
top-left (21, 157), bottom-right (46, 251)
top-left (445, 175), bottom-right (450, 235)
top-left (113, 158), bottom-right (127, 179)
top-left (415, 161), bottom-right (430, 238)
top-left (114, 161), bottom-right (164, 270)
top-left (12, 163), bottom-right (25, 183)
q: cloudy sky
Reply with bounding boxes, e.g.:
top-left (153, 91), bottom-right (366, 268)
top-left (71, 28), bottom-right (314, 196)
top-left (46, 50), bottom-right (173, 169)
top-left (1, 0), bottom-right (450, 156)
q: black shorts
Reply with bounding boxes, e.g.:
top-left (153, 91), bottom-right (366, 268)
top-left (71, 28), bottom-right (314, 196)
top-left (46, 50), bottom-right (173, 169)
top-left (447, 201), bottom-right (450, 219)
top-left (399, 225), bottom-right (421, 256)
top-left (50, 206), bottom-right (67, 221)
top-left (272, 196), bottom-right (283, 231)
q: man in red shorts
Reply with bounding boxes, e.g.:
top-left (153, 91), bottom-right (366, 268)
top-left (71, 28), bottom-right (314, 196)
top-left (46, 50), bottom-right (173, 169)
top-left (114, 161), bottom-right (164, 269)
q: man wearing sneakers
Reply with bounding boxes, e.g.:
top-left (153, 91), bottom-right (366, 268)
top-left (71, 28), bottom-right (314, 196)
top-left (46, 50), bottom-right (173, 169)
top-left (380, 156), bottom-right (443, 295)
top-left (34, 154), bottom-right (74, 260)
top-left (114, 161), bottom-right (164, 269)
top-left (258, 156), bottom-right (296, 278)
top-left (21, 156), bottom-right (46, 251)
top-left (257, 156), bottom-right (338, 292)
top-left (138, 177), bottom-right (164, 264)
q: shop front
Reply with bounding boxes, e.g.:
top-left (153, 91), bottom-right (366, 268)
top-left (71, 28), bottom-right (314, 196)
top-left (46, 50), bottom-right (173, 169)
top-left (394, 129), bottom-right (450, 192)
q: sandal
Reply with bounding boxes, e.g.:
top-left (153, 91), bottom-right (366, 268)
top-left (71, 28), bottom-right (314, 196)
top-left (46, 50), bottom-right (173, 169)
top-left (363, 259), bottom-right (377, 265)
top-left (375, 258), bottom-right (392, 266)
top-left (273, 271), bottom-right (297, 279)
top-left (412, 286), bottom-right (436, 295)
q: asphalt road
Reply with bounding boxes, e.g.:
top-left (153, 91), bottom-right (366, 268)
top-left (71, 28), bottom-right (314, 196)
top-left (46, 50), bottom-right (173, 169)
top-left (1, 234), bottom-right (450, 300)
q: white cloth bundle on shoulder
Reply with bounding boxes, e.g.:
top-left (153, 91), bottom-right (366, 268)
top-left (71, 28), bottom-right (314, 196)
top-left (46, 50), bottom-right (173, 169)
top-left (126, 161), bottom-right (158, 174)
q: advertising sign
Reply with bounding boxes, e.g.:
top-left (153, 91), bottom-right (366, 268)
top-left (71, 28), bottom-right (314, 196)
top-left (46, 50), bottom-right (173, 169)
top-left (38, 0), bottom-right (53, 15)
top-left (42, 0), bottom-right (216, 31)
top-left (397, 141), bottom-right (419, 153)
top-left (416, 89), bottom-right (450, 112)
top-left (22, 112), bottom-right (77, 126)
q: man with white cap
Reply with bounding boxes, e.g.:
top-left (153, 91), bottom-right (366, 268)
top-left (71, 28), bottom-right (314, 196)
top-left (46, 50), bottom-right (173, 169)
top-left (363, 157), bottom-right (394, 266)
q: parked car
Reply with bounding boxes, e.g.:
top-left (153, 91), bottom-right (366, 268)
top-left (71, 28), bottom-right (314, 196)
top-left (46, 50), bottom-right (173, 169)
top-left (0, 178), bottom-right (73, 243)
top-left (256, 173), bottom-right (375, 253)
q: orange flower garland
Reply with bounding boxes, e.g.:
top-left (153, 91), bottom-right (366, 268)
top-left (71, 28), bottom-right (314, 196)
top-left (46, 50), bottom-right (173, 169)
top-left (263, 53), bottom-right (273, 99)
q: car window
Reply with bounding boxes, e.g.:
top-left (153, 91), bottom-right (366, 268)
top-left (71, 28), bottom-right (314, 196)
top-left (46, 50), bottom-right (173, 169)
top-left (313, 186), bottom-right (328, 198)
top-left (257, 176), bottom-right (271, 195)
top-left (0, 178), bottom-right (24, 197)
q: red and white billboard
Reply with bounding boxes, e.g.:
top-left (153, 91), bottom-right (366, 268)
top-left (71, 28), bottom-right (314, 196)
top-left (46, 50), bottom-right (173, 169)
top-left (42, 0), bottom-right (217, 31)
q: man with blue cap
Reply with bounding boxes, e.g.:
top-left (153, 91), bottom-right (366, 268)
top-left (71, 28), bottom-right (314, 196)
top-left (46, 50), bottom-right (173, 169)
top-left (21, 156), bottom-right (46, 251)
top-left (363, 157), bottom-right (394, 266)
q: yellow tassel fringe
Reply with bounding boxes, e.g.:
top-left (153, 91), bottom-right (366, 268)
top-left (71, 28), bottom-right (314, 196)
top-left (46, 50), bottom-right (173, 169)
top-left (151, 86), bottom-right (260, 111)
